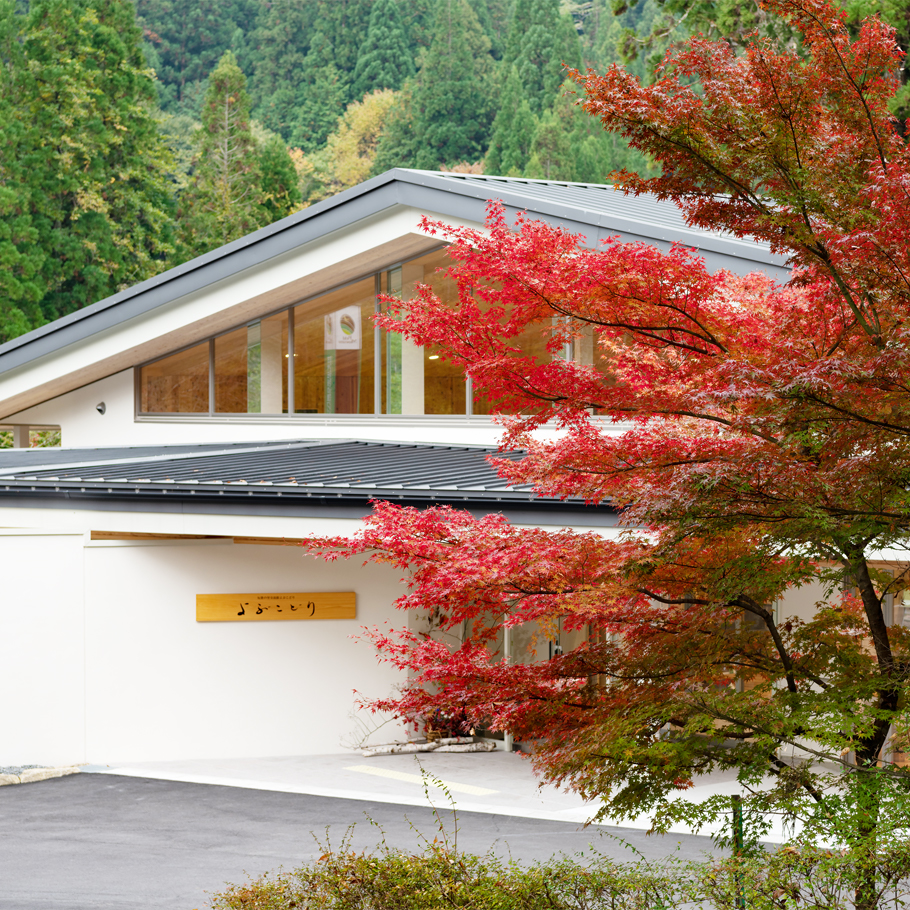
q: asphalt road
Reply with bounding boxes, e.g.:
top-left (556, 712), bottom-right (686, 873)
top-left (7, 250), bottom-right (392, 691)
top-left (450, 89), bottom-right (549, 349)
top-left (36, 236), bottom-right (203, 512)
top-left (0, 773), bottom-right (717, 909)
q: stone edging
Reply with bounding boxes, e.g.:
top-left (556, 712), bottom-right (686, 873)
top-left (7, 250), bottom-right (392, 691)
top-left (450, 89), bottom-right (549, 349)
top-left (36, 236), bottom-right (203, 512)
top-left (0, 766), bottom-right (81, 786)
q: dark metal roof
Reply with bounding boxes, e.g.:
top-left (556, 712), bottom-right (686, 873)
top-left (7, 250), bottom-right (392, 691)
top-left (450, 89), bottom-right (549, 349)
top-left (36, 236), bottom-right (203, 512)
top-left (0, 169), bottom-right (788, 377)
top-left (0, 440), bottom-right (617, 525)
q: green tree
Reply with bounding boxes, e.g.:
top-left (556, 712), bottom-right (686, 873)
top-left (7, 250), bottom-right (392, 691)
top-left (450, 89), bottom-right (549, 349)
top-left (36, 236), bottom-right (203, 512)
top-left (484, 65), bottom-right (539, 174)
top-left (351, 0), bottom-right (414, 100)
top-left (470, 0), bottom-right (509, 59)
top-left (0, 0), bottom-right (44, 341)
top-left (396, 0), bottom-right (435, 54)
top-left (313, 0), bottom-right (374, 82)
top-left (287, 32), bottom-right (348, 152)
top-left (503, 0), bottom-right (583, 114)
top-left (178, 51), bottom-right (260, 254)
top-left (525, 82), bottom-right (654, 181)
top-left (9, 0), bottom-right (176, 324)
top-left (136, 0), bottom-right (258, 115)
top-left (179, 51), bottom-right (302, 259)
top-left (410, 0), bottom-right (496, 169)
top-left (257, 134), bottom-right (302, 222)
top-left (247, 0), bottom-right (317, 133)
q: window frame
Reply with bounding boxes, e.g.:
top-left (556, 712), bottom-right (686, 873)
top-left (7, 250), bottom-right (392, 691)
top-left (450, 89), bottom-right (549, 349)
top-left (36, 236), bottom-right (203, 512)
top-left (134, 243), bottom-right (500, 421)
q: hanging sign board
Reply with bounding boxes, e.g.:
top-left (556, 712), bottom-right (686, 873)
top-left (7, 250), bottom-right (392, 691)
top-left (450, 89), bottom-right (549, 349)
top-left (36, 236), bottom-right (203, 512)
top-left (196, 592), bottom-right (356, 622)
top-left (323, 306), bottom-right (362, 351)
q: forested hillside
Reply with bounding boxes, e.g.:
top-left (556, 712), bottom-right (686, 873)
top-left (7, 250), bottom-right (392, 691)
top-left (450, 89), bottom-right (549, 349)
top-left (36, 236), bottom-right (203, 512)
top-left (1, 0), bottom-right (908, 346)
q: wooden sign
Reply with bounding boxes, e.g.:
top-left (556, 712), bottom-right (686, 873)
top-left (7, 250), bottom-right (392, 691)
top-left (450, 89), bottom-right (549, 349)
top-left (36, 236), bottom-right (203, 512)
top-left (196, 592), bottom-right (356, 622)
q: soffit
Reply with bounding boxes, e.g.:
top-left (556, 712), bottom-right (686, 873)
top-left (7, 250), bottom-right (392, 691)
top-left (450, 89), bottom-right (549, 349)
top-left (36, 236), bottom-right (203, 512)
top-left (0, 230), bottom-right (438, 420)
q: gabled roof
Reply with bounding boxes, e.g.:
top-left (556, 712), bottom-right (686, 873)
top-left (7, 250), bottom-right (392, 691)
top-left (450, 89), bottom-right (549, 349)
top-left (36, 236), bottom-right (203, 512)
top-left (0, 169), bottom-right (788, 379)
top-left (0, 439), bottom-right (617, 525)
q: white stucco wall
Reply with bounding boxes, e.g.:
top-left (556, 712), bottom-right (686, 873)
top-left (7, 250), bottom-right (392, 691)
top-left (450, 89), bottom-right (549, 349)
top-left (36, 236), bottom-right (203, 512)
top-left (82, 538), bottom-right (405, 763)
top-left (0, 514), bottom-right (408, 765)
top-left (0, 531), bottom-right (86, 767)
top-left (1, 367), bottom-right (514, 449)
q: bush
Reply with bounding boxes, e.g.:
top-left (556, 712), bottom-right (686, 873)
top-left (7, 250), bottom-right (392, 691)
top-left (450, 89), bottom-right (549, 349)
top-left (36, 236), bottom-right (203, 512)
top-left (209, 843), bottom-right (685, 910)
top-left (210, 839), bottom-right (910, 910)
top-left (699, 843), bottom-right (910, 910)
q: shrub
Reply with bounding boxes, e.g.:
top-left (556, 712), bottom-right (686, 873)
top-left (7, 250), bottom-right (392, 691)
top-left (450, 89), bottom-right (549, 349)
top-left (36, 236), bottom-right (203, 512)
top-left (209, 843), bottom-right (685, 910)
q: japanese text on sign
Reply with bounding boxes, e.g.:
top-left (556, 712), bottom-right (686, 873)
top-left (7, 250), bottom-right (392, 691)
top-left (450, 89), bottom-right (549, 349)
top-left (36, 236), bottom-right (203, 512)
top-left (196, 592), bottom-right (356, 622)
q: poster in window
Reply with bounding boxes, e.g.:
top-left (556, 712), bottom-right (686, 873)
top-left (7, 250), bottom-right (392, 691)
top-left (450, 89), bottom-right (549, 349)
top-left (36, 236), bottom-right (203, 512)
top-left (324, 306), bottom-right (362, 351)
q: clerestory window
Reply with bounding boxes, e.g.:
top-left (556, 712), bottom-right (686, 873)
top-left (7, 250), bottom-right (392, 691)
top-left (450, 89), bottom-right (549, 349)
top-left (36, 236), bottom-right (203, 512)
top-left (137, 247), bottom-right (551, 419)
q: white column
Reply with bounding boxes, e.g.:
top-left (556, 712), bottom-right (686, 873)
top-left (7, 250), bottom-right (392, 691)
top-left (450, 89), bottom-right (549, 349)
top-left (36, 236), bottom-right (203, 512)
top-left (260, 318), bottom-right (284, 414)
top-left (503, 622), bottom-right (513, 753)
top-left (400, 261), bottom-right (425, 416)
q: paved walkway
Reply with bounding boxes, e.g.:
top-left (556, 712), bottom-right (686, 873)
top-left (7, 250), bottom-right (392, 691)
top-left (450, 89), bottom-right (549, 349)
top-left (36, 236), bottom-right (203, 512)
top-left (84, 750), bottom-right (755, 837)
top-left (1, 771), bottom-right (718, 910)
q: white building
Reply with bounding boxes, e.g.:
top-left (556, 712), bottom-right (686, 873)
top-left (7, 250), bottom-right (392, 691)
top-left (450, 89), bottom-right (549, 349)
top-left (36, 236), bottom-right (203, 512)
top-left (0, 170), bottom-right (788, 766)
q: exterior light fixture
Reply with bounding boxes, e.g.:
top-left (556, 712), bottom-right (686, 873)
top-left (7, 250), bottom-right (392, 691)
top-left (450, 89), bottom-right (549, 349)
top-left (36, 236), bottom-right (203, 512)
top-left (96, 402), bottom-right (106, 415)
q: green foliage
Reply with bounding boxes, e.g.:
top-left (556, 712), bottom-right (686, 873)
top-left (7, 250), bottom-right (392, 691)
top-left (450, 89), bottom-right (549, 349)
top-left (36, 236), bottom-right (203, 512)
top-left (210, 844), bottom-right (683, 910)
top-left (504, 0), bottom-right (583, 114)
top-left (177, 51), bottom-right (301, 260)
top-left (246, 0), bottom-right (316, 125)
top-left (208, 834), bottom-right (910, 910)
top-left (0, 428), bottom-right (61, 449)
top-left (485, 66), bottom-right (539, 174)
top-left (313, 0), bottom-right (373, 82)
top-left (470, 0), bottom-right (510, 59)
top-left (409, 0), bottom-right (497, 170)
top-left (700, 842), bottom-right (910, 910)
top-left (351, 0), bottom-right (415, 100)
top-left (136, 0), bottom-right (258, 116)
top-left (396, 0), bottom-right (436, 54)
top-left (0, 187), bottom-right (43, 341)
top-left (599, 0), bottom-right (797, 71)
top-left (287, 33), bottom-right (348, 152)
top-left (6, 0), bottom-right (176, 325)
top-left (158, 112), bottom-right (200, 191)
top-left (530, 83), bottom-right (654, 181)
top-left (841, 0), bottom-right (910, 126)
top-left (257, 135), bottom-right (301, 222)
top-left (0, 1), bottom-right (43, 341)
top-left (486, 71), bottom-right (653, 180)
top-left (177, 50), bottom-right (259, 255)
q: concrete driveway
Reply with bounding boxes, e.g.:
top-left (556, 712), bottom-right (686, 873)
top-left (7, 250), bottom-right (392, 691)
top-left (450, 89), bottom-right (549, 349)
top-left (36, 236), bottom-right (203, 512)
top-left (0, 773), bottom-right (717, 910)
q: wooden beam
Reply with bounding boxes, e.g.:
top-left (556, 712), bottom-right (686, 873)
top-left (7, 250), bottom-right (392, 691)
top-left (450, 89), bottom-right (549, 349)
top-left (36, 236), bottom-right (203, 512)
top-left (90, 531), bottom-right (230, 541)
top-left (231, 536), bottom-right (304, 546)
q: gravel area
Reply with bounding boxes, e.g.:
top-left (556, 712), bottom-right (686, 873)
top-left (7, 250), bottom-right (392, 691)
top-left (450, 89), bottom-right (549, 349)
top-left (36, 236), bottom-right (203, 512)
top-left (0, 765), bottom-right (43, 774)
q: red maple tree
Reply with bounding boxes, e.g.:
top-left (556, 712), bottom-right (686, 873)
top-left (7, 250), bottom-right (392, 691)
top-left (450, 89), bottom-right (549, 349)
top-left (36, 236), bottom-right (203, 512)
top-left (308, 0), bottom-right (910, 878)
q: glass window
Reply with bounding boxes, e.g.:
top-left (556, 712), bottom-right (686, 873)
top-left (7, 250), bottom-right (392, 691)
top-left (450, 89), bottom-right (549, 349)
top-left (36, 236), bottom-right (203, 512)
top-left (213, 326), bottom-right (247, 413)
top-left (385, 249), bottom-right (466, 416)
top-left (293, 277), bottom-right (376, 415)
top-left (139, 342), bottom-right (209, 413)
top-left (215, 312), bottom-right (288, 414)
top-left (139, 245), bottom-right (560, 419)
top-left (471, 307), bottom-right (551, 418)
